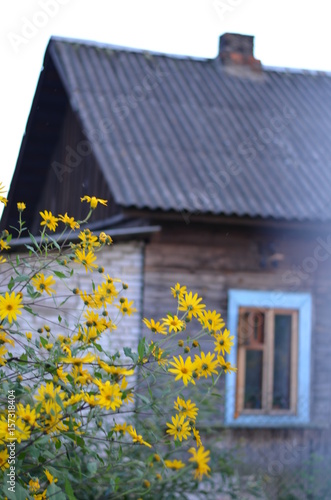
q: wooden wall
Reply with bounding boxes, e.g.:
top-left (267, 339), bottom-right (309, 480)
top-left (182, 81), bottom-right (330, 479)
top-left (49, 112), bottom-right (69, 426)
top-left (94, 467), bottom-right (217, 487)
top-left (142, 219), bottom-right (331, 473)
top-left (31, 105), bottom-right (119, 233)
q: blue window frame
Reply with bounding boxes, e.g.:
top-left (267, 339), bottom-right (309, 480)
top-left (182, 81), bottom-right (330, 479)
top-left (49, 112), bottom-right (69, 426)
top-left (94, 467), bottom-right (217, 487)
top-left (225, 290), bottom-right (312, 427)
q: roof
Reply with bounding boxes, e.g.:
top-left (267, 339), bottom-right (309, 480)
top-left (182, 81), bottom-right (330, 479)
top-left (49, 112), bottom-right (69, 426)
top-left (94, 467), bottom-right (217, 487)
top-left (5, 36), bottom-right (331, 223)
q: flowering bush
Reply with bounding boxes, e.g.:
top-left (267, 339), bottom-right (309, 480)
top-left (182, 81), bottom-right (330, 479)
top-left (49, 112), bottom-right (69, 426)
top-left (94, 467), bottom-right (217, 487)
top-left (0, 182), bottom-right (237, 499)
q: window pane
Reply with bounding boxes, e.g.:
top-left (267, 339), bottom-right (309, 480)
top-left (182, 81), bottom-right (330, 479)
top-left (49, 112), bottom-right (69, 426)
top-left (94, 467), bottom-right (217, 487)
top-left (273, 314), bottom-right (292, 409)
top-left (244, 350), bottom-right (263, 409)
top-left (239, 310), bottom-right (265, 346)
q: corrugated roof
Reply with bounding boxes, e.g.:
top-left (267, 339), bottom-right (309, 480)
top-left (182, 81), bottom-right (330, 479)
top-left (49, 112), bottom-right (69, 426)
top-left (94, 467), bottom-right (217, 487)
top-left (27, 38), bottom-right (331, 221)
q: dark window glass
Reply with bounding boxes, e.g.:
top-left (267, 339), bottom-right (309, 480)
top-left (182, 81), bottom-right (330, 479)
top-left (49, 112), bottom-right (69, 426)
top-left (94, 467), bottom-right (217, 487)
top-left (273, 314), bottom-right (292, 409)
top-left (244, 350), bottom-right (263, 409)
top-left (239, 310), bottom-right (264, 346)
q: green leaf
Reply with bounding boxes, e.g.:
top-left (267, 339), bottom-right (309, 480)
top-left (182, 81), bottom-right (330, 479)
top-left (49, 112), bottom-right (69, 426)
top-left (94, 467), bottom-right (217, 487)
top-left (47, 482), bottom-right (66, 499)
top-left (123, 347), bottom-right (138, 363)
top-left (8, 277), bottom-right (15, 291)
top-left (29, 231), bottom-right (40, 249)
top-left (39, 336), bottom-right (48, 347)
top-left (54, 270), bottom-right (66, 279)
top-left (55, 439), bottom-right (61, 450)
top-left (65, 432), bottom-right (85, 448)
top-left (25, 244), bottom-right (38, 255)
top-left (138, 338), bottom-right (145, 359)
top-left (93, 342), bottom-right (103, 352)
top-left (23, 305), bottom-right (37, 316)
top-left (136, 393), bottom-right (150, 405)
top-left (13, 274), bottom-right (30, 283)
top-left (48, 236), bottom-right (61, 251)
top-left (87, 462), bottom-right (98, 475)
top-left (65, 478), bottom-right (77, 500)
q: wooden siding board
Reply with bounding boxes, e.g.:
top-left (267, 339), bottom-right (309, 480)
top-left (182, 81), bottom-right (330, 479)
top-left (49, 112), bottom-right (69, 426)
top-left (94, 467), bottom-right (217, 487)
top-left (32, 104), bottom-right (119, 233)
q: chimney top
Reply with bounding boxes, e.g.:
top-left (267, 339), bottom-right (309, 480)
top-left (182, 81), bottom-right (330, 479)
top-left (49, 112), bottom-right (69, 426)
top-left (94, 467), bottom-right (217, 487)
top-left (219, 33), bottom-right (262, 72)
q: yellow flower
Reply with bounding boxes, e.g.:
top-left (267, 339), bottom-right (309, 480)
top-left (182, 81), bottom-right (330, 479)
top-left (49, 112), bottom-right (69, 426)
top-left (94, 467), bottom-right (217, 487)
top-left (213, 329), bottom-right (234, 356)
top-left (0, 346), bottom-right (7, 366)
top-left (150, 342), bottom-right (168, 366)
top-left (0, 256), bottom-right (7, 264)
top-left (26, 332), bottom-right (32, 340)
top-left (178, 291), bottom-right (205, 319)
top-left (174, 397), bottom-right (198, 421)
top-left (198, 309), bottom-right (225, 333)
top-left (79, 289), bottom-right (98, 308)
top-left (98, 281), bottom-right (118, 303)
top-left (64, 393), bottom-right (85, 407)
top-left (127, 425), bottom-right (152, 448)
top-left (113, 422), bottom-right (127, 435)
top-left (120, 377), bottom-right (134, 404)
top-left (170, 283), bottom-right (187, 300)
top-left (60, 353), bottom-right (96, 366)
top-left (143, 318), bottom-right (167, 335)
top-left (97, 358), bottom-right (134, 378)
top-left (99, 232), bottom-right (112, 245)
top-left (188, 446), bottom-right (211, 480)
top-left (217, 355), bottom-right (237, 374)
top-left (168, 355), bottom-right (195, 386)
top-left (33, 490), bottom-right (47, 500)
top-left (78, 229), bottom-right (100, 249)
top-left (17, 202), bottom-right (26, 211)
top-left (58, 212), bottom-right (80, 230)
top-left (194, 352), bottom-right (219, 378)
top-left (192, 427), bottom-right (202, 447)
top-left (96, 381), bottom-right (122, 411)
top-left (34, 382), bottom-right (66, 408)
top-left (0, 240), bottom-right (10, 251)
top-left (83, 393), bottom-right (99, 406)
top-left (0, 448), bottom-right (9, 470)
top-left (0, 330), bottom-right (15, 347)
top-left (162, 314), bottom-right (185, 333)
top-left (166, 414), bottom-right (191, 442)
top-left (81, 195), bottom-right (108, 209)
top-left (0, 196), bottom-right (8, 206)
top-left (116, 298), bottom-right (136, 316)
top-left (15, 418), bottom-right (31, 442)
top-left (29, 478), bottom-right (40, 493)
top-left (61, 344), bottom-right (72, 357)
top-left (17, 404), bottom-right (39, 426)
top-left (164, 459), bottom-right (186, 470)
top-left (32, 273), bottom-right (56, 295)
top-left (0, 292), bottom-right (23, 323)
top-left (75, 248), bottom-right (98, 273)
top-left (39, 210), bottom-right (58, 231)
top-left (56, 366), bottom-right (69, 383)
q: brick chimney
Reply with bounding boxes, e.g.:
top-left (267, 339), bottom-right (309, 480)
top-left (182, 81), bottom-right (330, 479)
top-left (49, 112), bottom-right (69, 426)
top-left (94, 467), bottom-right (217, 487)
top-left (219, 33), bottom-right (261, 71)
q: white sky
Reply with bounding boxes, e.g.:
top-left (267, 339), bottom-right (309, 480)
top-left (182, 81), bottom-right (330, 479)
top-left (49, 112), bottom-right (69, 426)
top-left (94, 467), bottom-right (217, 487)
top-left (1, 0), bottom-right (331, 201)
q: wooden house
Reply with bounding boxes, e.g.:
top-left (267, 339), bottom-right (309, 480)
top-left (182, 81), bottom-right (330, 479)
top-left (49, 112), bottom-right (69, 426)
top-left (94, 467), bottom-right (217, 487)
top-left (2, 32), bottom-right (331, 491)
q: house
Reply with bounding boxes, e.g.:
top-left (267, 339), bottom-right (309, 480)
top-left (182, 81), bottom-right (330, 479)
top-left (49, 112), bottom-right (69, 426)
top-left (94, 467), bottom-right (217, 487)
top-left (2, 32), bottom-right (331, 493)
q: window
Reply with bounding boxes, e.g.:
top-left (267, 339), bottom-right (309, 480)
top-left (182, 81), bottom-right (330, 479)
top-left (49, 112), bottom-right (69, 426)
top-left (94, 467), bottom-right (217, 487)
top-left (225, 290), bottom-right (312, 427)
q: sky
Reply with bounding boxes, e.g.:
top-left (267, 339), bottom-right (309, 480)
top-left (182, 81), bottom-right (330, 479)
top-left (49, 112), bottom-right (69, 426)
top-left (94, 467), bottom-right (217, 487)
top-left (1, 0), bottom-right (331, 201)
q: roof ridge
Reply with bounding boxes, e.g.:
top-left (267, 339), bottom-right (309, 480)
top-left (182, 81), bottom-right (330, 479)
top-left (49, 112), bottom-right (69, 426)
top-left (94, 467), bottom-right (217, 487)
top-left (49, 35), bottom-right (209, 61)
